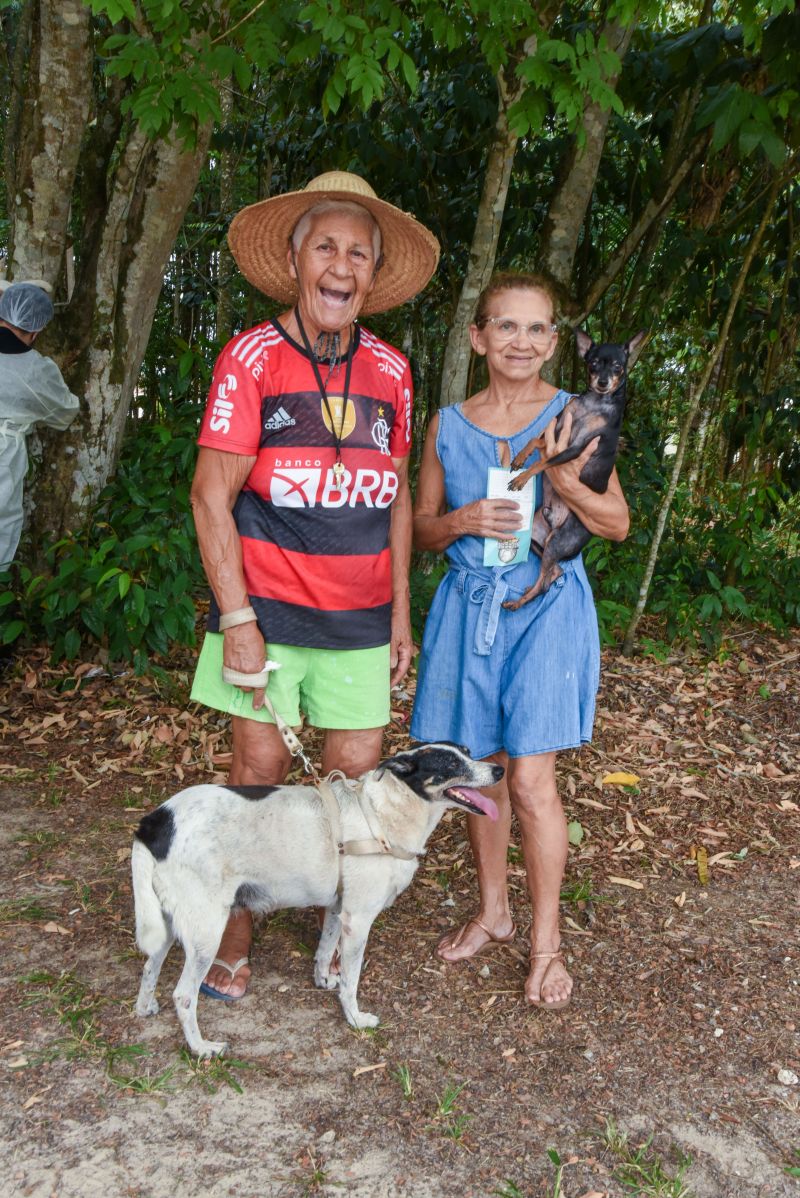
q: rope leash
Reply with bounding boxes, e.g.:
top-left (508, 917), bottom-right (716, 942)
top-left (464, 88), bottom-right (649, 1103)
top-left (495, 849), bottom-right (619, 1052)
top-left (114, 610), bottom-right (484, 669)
top-left (218, 622), bottom-right (416, 864)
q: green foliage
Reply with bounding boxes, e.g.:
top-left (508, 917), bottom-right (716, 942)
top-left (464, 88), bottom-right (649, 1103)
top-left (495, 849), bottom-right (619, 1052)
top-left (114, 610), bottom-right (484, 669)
top-left (3, 411), bottom-right (203, 670)
top-left (409, 556), bottom-right (447, 643)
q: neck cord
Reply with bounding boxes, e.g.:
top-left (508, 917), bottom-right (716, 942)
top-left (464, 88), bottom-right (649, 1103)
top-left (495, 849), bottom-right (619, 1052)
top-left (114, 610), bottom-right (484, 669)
top-left (294, 307), bottom-right (355, 487)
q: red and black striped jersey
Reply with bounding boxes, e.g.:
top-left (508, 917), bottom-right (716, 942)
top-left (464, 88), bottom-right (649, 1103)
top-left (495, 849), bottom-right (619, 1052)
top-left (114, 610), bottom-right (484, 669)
top-left (197, 319), bottom-right (412, 649)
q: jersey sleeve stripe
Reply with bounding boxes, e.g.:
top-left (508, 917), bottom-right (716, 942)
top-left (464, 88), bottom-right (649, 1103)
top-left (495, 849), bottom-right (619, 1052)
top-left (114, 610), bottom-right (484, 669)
top-left (360, 330), bottom-right (406, 374)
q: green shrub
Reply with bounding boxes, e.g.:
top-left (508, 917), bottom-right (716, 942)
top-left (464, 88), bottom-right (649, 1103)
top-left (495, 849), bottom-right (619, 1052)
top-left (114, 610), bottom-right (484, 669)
top-left (2, 415), bottom-right (204, 671)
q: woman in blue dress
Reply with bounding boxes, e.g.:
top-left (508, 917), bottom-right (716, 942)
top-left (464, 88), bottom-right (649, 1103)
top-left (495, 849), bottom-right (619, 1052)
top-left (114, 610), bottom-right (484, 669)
top-left (411, 273), bottom-right (630, 1008)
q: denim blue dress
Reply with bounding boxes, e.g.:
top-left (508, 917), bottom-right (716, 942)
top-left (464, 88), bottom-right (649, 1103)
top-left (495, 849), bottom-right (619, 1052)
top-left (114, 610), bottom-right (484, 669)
top-left (410, 393), bottom-right (601, 759)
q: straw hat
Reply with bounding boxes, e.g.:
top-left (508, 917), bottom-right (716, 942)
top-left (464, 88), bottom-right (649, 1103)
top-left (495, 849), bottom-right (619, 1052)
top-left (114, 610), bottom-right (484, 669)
top-left (227, 172), bottom-right (440, 315)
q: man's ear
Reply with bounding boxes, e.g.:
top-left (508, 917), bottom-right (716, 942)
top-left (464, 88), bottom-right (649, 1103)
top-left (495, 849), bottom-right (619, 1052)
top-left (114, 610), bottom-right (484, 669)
top-left (286, 242), bottom-right (298, 282)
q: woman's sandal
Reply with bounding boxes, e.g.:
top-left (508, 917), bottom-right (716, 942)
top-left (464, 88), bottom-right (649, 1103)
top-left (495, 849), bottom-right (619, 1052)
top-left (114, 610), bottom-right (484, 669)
top-left (525, 949), bottom-right (572, 1011)
top-left (436, 916), bottom-right (517, 962)
top-left (199, 956), bottom-right (250, 1002)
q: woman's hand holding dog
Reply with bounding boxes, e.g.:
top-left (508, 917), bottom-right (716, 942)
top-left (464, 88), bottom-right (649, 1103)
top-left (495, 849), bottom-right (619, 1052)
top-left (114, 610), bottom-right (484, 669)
top-left (542, 412), bottom-right (629, 542)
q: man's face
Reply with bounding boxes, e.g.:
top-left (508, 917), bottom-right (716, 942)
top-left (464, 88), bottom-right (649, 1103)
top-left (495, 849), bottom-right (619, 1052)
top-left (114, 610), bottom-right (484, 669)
top-left (287, 209), bottom-right (378, 335)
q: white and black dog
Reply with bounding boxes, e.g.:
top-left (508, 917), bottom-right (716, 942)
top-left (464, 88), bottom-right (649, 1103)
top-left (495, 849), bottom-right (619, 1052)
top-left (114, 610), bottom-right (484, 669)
top-left (132, 742), bottom-right (501, 1057)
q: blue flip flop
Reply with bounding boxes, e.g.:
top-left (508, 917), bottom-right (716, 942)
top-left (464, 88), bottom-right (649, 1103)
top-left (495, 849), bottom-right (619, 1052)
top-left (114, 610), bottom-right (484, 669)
top-left (199, 956), bottom-right (250, 1002)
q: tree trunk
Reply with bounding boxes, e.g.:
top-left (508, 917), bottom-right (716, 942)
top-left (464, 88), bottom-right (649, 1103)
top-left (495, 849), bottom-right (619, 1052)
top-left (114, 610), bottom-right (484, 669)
top-left (215, 82), bottom-right (236, 346)
top-left (438, 52), bottom-right (532, 408)
top-left (621, 174), bottom-right (783, 655)
top-left (29, 125), bottom-right (211, 549)
top-left (540, 22), bottom-right (633, 293)
top-left (6, 5), bottom-right (212, 553)
top-left (6, 1), bottom-right (92, 284)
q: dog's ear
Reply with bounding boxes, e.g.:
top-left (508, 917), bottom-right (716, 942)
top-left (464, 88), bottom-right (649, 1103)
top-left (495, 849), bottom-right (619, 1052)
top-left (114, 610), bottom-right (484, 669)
top-left (575, 328), bottom-right (594, 358)
top-left (375, 753), bottom-right (415, 779)
top-left (626, 330), bottom-right (648, 361)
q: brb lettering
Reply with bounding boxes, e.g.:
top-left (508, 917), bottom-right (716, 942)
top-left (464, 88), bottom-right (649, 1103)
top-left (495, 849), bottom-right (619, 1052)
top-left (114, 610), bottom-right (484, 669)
top-left (270, 462), bottom-right (398, 508)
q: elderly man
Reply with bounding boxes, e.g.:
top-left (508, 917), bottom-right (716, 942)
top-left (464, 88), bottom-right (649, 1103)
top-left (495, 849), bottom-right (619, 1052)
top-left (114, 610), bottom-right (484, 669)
top-left (0, 282), bottom-right (79, 569)
top-left (190, 172), bottom-right (439, 999)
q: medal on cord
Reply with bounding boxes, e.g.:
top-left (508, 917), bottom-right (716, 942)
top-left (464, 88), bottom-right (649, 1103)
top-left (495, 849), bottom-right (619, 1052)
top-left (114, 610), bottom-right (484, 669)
top-left (294, 308), bottom-right (354, 491)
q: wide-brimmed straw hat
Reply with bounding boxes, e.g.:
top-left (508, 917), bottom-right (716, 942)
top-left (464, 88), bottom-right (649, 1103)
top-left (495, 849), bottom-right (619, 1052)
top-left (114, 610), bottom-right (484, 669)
top-left (227, 171), bottom-right (440, 315)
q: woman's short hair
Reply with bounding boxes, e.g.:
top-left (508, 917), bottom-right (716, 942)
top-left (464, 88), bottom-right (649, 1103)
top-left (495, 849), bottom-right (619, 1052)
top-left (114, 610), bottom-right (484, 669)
top-left (291, 200), bottom-right (382, 259)
top-left (474, 271), bottom-right (560, 327)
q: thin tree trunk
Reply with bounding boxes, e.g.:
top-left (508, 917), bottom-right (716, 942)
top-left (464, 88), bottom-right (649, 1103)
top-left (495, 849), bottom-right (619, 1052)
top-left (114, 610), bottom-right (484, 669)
top-left (438, 49), bottom-right (534, 407)
top-left (621, 174), bottom-right (783, 655)
top-left (216, 82), bottom-right (236, 345)
top-left (574, 138), bottom-right (706, 327)
top-left (540, 22), bottom-right (633, 291)
top-left (29, 125), bottom-right (212, 548)
top-left (6, 1), bottom-right (92, 284)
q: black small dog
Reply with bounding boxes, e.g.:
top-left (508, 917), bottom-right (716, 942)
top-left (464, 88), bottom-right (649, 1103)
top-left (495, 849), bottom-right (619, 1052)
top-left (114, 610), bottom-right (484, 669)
top-left (503, 329), bottom-right (646, 610)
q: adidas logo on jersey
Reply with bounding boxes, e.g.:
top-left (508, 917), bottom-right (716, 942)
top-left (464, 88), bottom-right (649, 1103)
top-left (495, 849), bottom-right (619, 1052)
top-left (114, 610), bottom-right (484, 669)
top-left (264, 406), bottom-right (296, 431)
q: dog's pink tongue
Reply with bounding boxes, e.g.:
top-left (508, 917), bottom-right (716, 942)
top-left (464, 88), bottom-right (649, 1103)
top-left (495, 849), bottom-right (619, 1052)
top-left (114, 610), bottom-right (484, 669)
top-left (457, 788), bottom-right (499, 821)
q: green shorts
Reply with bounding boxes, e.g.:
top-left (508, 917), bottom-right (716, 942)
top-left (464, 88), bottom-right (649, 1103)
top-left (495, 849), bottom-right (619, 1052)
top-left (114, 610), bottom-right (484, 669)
top-left (190, 633), bottom-right (390, 729)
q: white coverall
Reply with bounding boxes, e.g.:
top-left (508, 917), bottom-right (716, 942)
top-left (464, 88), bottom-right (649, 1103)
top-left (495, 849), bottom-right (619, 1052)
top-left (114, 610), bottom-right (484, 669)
top-left (0, 338), bottom-right (79, 567)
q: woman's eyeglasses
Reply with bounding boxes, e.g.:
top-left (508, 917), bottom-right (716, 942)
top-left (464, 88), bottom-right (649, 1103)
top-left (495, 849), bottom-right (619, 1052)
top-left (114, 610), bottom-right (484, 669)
top-left (480, 317), bottom-right (557, 345)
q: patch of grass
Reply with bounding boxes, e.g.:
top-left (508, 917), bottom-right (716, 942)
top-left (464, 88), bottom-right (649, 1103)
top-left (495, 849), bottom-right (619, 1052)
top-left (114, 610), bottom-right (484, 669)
top-left (560, 875), bottom-right (607, 906)
top-left (604, 1118), bottom-right (694, 1196)
top-left (106, 1045), bottom-right (177, 1094)
top-left (392, 1062), bottom-right (413, 1100)
top-left (507, 844), bottom-right (523, 864)
top-left (493, 1183), bottom-right (527, 1198)
top-left (14, 830), bottom-right (63, 860)
top-left (289, 1149), bottom-right (346, 1194)
top-left (545, 1148), bottom-right (564, 1198)
top-left (41, 763), bottom-right (65, 807)
top-left (432, 1079), bottom-right (471, 1142)
top-left (784, 1148), bottom-right (800, 1178)
top-left (0, 897), bottom-right (56, 923)
top-left (19, 970), bottom-right (252, 1097)
top-left (178, 1048), bottom-right (252, 1094)
top-left (21, 969), bottom-right (107, 1037)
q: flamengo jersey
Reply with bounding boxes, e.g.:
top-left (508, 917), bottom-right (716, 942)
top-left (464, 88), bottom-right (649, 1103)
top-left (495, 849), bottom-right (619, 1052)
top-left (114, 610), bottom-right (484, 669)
top-left (197, 318), bottom-right (413, 649)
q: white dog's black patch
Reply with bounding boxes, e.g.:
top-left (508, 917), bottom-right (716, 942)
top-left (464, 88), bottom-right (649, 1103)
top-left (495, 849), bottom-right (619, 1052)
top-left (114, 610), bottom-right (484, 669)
top-left (135, 807), bottom-right (175, 861)
top-left (225, 785), bottom-right (281, 801)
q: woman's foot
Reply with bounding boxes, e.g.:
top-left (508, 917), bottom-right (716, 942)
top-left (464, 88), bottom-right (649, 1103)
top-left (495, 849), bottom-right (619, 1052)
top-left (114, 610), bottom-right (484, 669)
top-left (437, 915), bottom-right (516, 962)
top-left (525, 948), bottom-right (572, 1010)
top-left (202, 911), bottom-right (252, 999)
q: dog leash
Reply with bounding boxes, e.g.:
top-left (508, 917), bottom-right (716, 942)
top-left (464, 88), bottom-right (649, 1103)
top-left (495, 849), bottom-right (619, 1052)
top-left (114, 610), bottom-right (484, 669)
top-left (219, 631), bottom-right (416, 864)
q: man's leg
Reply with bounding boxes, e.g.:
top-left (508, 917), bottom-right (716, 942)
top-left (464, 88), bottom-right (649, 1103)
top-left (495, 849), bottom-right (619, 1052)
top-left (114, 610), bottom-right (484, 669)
top-left (203, 717), bottom-right (292, 998)
top-left (320, 727), bottom-right (384, 777)
top-left (316, 727), bottom-right (385, 970)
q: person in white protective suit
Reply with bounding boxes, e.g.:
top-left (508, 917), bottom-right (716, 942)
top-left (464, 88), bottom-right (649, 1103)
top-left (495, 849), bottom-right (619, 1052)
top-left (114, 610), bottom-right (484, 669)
top-left (0, 282), bottom-right (79, 568)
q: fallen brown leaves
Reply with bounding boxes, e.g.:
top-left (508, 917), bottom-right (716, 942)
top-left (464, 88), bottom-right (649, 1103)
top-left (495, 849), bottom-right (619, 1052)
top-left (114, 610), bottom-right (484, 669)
top-left (0, 630), bottom-right (797, 1196)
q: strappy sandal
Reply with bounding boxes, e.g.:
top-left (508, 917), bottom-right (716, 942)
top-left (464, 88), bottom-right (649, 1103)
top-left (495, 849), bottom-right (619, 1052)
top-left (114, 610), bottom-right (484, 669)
top-left (525, 949), bottom-right (571, 1011)
top-left (199, 956), bottom-right (250, 1002)
top-left (436, 916), bottom-right (517, 962)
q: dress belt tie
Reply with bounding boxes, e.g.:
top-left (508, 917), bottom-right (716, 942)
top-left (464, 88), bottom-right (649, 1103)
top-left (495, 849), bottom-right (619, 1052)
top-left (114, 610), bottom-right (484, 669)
top-left (455, 566), bottom-right (509, 656)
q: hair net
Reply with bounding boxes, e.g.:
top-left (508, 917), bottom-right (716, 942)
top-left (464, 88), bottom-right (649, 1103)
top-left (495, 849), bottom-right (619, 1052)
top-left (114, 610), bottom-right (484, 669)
top-left (0, 283), bottom-right (54, 333)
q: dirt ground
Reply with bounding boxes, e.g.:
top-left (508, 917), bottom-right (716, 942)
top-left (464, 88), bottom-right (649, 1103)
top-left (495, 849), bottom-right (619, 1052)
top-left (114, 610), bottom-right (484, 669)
top-left (1, 632), bottom-right (798, 1198)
